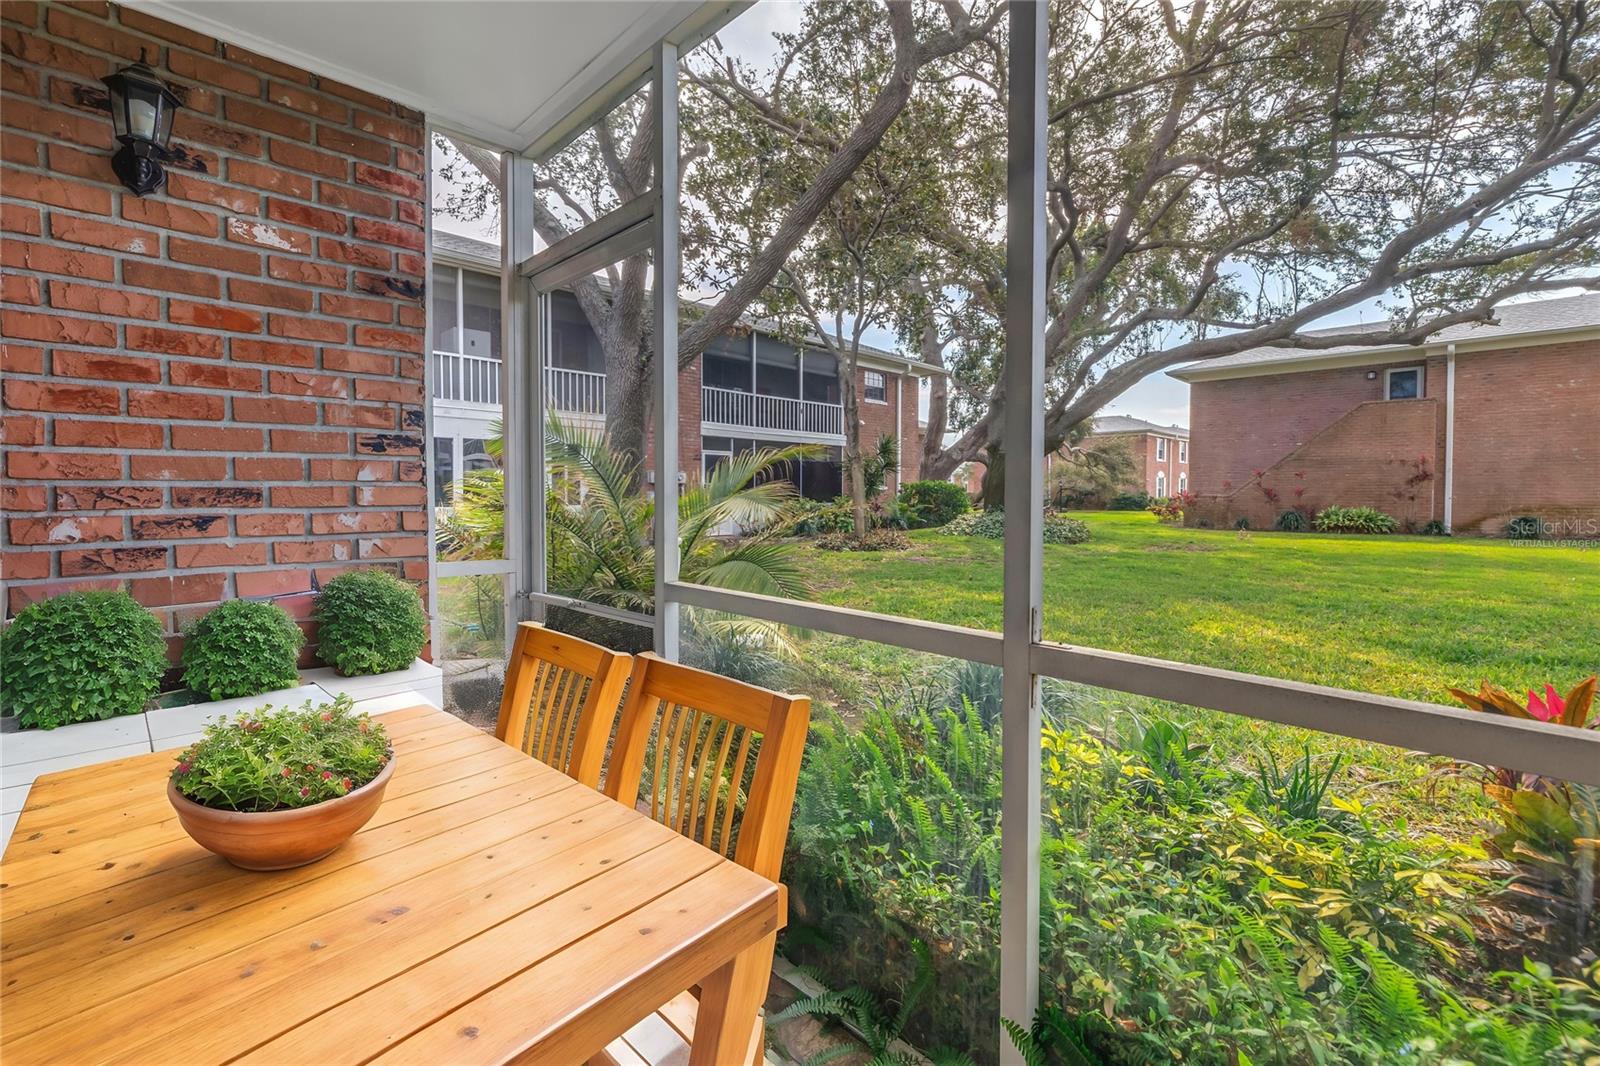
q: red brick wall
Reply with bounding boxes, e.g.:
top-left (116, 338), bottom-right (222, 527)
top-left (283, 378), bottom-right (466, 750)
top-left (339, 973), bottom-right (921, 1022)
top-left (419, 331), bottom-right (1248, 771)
top-left (855, 366), bottom-right (922, 493)
top-left (1188, 357), bottom-right (1441, 500)
top-left (1, 1), bottom-right (428, 656)
top-left (1188, 398), bottom-right (1440, 529)
top-left (1450, 340), bottom-right (1598, 534)
top-left (1187, 341), bottom-right (1597, 533)
top-left (1087, 431), bottom-right (1188, 497)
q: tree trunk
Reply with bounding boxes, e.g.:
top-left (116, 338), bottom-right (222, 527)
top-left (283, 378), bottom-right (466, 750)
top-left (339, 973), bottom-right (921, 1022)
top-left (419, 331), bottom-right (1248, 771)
top-left (978, 443), bottom-right (1005, 510)
top-left (839, 361), bottom-right (868, 537)
top-left (605, 355), bottom-right (651, 478)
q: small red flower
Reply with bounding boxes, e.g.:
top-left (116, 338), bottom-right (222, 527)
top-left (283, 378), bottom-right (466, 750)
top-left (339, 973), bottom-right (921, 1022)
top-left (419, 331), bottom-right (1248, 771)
top-left (321, 712), bottom-right (333, 722)
top-left (321, 770), bottom-right (333, 780)
top-left (341, 778), bottom-right (352, 791)
top-left (175, 761), bottom-right (192, 775)
top-left (280, 766), bottom-right (293, 777)
top-left (300, 787), bottom-right (311, 798)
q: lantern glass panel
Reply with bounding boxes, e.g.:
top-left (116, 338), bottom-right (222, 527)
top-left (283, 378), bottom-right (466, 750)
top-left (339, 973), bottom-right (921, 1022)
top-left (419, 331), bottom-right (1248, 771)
top-left (107, 90), bottom-right (130, 139)
top-left (127, 95), bottom-right (158, 141)
top-left (154, 98), bottom-right (175, 145)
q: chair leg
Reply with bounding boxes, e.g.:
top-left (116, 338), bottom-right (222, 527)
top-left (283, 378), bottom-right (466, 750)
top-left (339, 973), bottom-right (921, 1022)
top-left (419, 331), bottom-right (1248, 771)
top-left (689, 932), bottom-right (776, 1066)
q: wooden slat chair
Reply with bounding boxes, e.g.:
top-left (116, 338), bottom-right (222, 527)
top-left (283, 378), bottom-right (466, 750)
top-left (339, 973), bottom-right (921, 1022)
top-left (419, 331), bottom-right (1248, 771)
top-left (493, 622), bottom-right (631, 789)
top-left (594, 653), bottom-right (812, 1066)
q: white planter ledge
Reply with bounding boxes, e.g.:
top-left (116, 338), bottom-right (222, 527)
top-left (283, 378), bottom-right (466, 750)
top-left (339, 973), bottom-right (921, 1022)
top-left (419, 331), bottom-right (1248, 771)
top-left (1, 662), bottom-right (444, 852)
top-left (300, 659), bottom-right (443, 714)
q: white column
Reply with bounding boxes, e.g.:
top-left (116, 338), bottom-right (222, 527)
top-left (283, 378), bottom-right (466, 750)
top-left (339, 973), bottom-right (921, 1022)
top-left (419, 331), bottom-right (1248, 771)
top-left (1443, 343), bottom-right (1455, 531)
top-left (503, 153), bottom-right (543, 624)
top-left (999, 1), bottom-right (1047, 1056)
top-left (652, 41), bottom-right (681, 660)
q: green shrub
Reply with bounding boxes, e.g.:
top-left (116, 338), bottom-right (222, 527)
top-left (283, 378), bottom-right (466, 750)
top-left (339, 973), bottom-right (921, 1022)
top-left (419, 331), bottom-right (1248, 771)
top-left (790, 498), bottom-right (855, 536)
top-left (898, 480), bottom-right (971, 529)
top-left (1419, 519), bottom-right (1449, 536)
top-left (1107, 492), bottom-right (1151, 511)
top-left (0, 590), bottom-right (167, 730)
top-left (784, 691), bottom-right (1560, 1065)
top-left (1233, 515), bottom-right (1252, 530)
top-left (1507, 515), bottom-right (1542, 540)
top-left (313, 569), bottom-right (427, 676)
top-left (170, 694), bottom-right (389, 812)
top-left (1313, 505), bottom-right (1398, 534)
top-left (1041, 515), bottom-right (1091, 544)
top-left (181, 599), bottom-right (305, 701)
top-left (942, 509), bottom-right (1005, 538)
top-left (1275, 509), bottom-right (1308, 532)
top-left (817, 528), bottom-right (911, 552)
top-left (941, 509), bottom-right (1090, 545)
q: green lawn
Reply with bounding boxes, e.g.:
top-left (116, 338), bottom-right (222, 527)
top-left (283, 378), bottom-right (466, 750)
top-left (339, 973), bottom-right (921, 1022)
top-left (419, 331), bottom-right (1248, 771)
top-left (793, 510), bottom-right (1598, 705)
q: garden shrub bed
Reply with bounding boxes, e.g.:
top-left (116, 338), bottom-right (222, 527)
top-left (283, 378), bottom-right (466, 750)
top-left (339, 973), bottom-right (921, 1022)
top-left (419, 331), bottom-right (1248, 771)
top-left (784, 685), bottom-right (1600, 1064)
top-left (943, 510), bottom-right (1091, 544)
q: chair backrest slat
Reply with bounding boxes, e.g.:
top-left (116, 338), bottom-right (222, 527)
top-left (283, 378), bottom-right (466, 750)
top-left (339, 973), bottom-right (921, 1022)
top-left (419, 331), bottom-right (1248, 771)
top-left (605, 654), bottom-right (811, 883)
top-left (495, 623), bottom-right (631, 789)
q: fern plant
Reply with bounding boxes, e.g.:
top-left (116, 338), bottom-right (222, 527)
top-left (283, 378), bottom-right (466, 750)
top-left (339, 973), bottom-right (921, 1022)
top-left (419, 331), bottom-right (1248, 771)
top-left (1002, 1004), bottom-right (1103, 1066)
top-left (772, 941), bottom-right (977, 1066)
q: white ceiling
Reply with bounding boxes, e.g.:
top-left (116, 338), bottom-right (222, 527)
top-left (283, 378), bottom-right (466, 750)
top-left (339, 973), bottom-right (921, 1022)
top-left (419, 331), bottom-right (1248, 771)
top-left (129, 1), bottom-right (729, 151)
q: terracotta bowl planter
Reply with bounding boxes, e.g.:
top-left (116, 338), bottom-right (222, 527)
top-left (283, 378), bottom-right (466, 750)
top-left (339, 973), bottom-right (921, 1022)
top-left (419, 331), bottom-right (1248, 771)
top-left (167, 755), bottom-right (395, 871)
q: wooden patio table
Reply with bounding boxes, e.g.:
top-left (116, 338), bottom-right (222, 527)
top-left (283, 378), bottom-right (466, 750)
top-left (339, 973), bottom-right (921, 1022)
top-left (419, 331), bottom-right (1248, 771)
top-left (0, 703), bottom-right (781, 1065)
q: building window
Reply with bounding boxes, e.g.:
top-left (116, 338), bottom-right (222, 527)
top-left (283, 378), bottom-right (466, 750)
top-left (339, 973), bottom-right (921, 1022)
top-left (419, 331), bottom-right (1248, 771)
top-left (1179, 440), bottom-right (1187, 463)
top-left (1385, 365), bottom-right (1424, 400)
top-left (1156, 471), bottom-right (1168, 497)
top-left (864, 370), bottom-right (887, 403)
top-left (1156, 436), bottom-right (1168, 461)
top-left (1179, 472), bottom-right (1187, 493)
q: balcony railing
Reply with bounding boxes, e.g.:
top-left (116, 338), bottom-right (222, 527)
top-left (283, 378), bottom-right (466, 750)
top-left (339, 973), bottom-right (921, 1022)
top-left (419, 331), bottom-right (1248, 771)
top-left (544, 366), bottom-right (606, 416)
top-left (433, 357), bottom-right (845, 438)
top-left (433, 351), bottom-right (501, 406)
top-left (702, 385), bottom-right (844, 437)
top-left (434, 354), bottom-right (607, 417)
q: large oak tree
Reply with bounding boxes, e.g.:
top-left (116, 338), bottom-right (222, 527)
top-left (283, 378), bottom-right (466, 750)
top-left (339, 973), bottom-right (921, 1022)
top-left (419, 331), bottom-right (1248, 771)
top-left (444, 0), bottom-right (1598, 507)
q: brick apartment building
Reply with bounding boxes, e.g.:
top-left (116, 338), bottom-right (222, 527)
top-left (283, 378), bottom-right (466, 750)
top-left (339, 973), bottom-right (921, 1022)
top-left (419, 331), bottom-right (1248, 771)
top-left (1173, 293), bottom-right (1600, 535)
top-left (1070, 415), bottom-right (1189, 498)
top-left (1, 2), bottom-right (429, 656)
top-left (431, 232), bottom-right (937, 506)
top-left (968, 414), bottom-right (1189, 501)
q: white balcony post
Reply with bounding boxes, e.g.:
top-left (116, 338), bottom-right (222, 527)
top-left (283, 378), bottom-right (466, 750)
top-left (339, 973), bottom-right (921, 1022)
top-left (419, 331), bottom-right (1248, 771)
top-left (1000, 0), bottom-right (1046, 1056)
top-left (652, 40), bottom-right (681, 661)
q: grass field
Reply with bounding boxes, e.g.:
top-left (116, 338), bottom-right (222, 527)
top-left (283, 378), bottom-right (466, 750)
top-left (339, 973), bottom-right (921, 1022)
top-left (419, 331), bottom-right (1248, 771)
top-left (793, 510), bottom-right (1599, 705)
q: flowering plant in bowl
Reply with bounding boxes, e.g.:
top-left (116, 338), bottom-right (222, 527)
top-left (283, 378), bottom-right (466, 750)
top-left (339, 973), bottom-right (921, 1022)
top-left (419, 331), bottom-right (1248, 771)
top-left (168, 695), bottom-right (393, 870)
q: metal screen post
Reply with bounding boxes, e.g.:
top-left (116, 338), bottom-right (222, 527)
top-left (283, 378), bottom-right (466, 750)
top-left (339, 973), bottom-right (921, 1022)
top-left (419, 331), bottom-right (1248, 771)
top-left (652, 40), bottom-right (681, 660)
top-left (503, 153), bottom-right (543, 624)
top-left (999, 1), bottom-right (1047, 1055)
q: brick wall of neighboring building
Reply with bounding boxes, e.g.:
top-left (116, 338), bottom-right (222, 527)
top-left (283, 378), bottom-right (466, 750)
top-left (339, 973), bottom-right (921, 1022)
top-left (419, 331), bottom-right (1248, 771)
top-left (1098, 431), bottom-right (1187, 497)
top-left (1188, 357), bottom-right (1445, 501)
top-left (1187, 340), bottom-right (1597, 533)
top-left (1187, 398), bottom-right (1440, 530)
top-left (1, 1), bottom-right (429, 658)
top-left (1450, 340), bottom-right (1597, 535)
top-left (855, 365), bottom-right (922, 493)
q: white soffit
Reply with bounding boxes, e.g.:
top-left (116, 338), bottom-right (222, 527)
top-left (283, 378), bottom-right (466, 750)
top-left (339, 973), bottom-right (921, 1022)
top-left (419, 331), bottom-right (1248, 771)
top-left (126, 1), bottom-right (735, 151)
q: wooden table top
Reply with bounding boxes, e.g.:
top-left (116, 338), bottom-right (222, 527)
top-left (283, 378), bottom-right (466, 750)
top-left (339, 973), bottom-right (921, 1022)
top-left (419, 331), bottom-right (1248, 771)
top-left (0, 704), bottom-right (781, 1065)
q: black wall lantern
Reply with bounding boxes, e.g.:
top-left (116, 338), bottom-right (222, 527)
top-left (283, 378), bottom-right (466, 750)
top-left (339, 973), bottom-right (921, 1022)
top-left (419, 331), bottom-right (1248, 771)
top-left (101, 62), bottom-right (181, 196)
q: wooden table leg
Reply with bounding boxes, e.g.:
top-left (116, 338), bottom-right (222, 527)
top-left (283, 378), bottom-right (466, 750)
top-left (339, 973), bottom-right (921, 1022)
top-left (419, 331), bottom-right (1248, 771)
top-left (688, 931), bottom-right (775, 1066)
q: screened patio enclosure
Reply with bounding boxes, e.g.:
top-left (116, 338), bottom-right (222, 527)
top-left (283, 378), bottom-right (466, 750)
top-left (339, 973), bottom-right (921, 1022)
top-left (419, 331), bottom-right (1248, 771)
top-left (446, 6), bottom-right (1600, 1062)
top-left (91, 2), bottom-right (1600, 1062)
